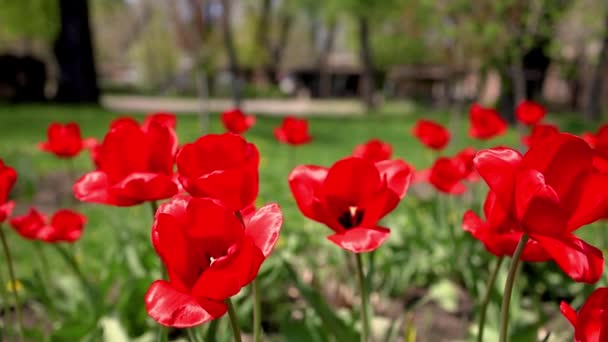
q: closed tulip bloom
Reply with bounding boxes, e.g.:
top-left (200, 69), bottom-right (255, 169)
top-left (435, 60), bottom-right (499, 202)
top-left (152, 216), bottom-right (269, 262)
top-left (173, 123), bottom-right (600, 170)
top-left (352, 139), bottom-right (393, 162)
top-left (412, 119), bottom-right (450, 150)
top-left (144, 196), bottom-right (282, 327)
top-left (10, 208), bottom-right (86, 243)
top-left (0, 160), bottom-right (16, 223)
top-left (221, 108), bottom-right (255, 134)
top-left (474, 133), bottom-right (608, 283)
top-left (561, 287), bottom-right (608, 342)
top-left (177, 133), bottom-right (259, 211)
top-left (469, 103), bottom-right (507, 140)
top-left (274, 116), bottom-right (312, 145)
top-left (73, 114), bottom-right (179, 206)
top-left (522, 123), bottom-right (559, 148)
top-left (289, 157), bottom-right (412, 253)
top-left (515, 100), bottom-right (546, 125)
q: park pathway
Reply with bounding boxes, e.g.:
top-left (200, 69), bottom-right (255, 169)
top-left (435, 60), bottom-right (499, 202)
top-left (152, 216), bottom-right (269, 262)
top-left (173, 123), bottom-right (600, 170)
top-left (102, 95), bottom-right (367, 117)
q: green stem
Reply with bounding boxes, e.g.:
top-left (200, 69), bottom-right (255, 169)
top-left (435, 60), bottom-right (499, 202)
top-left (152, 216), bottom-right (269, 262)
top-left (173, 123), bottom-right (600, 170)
top-left (0, 261), bottom-right (8, 340)
top-left (156, 326), bottom-right (168, 342)
top-left (477, 257), bottom-right (504, 342)
top-left (54, 244), bottom-right (98, 317)
top-left (226, 298), bottom-right (242, 342)
top-left (33, 243), bottom-right (58, 320)
top-left (355, 253), bottom-right (371, 342)
top-left (499, 234), bottom-right (528, 342)
top-left (252, 278), bottom-right (262, 342)
top-left (149, 200), bottom-right (168, 342)
top-left (187, 328), bottom-right (200, 342)
top-left (0, 226), bottom-right (24, 342)
top-left (204, 319), bottom-right (219, 341)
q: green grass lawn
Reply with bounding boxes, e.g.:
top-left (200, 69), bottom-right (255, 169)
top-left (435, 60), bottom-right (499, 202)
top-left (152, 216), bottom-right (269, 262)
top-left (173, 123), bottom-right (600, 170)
top-left (0, 104), bottom-right (599, 341)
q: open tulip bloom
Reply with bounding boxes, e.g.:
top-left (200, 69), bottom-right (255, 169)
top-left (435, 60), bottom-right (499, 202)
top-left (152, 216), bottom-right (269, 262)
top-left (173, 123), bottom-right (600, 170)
top-left (10, 208), bottom-right (86, 243)
top-left (561, 287), bottom-right (608, 342)
top-left (471, 133), bottom-right (608, 283)
top-left (0, 160), bottom-right (17, 223)
top-left (39, 122), bottom-right (97, 158)
top-left (289, 157), bottom-right (412, 253)
top-left (73, 114), bottom-right (179, 206)
top-left (352, 138), bottom-right (393, 162)
top-left (145, 196), bottom-right (282, 327)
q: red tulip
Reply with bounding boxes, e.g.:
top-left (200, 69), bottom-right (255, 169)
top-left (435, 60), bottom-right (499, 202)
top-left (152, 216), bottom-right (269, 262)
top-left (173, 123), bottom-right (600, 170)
top-left (221, 108), bottom-right (255, 134)
top-left (561, 287), bottom-right (608, 342)
top-left (144, 196), bottom-right (282, 327)
top-left (73, 114), bottom-right (179, 206)
top-left (274, 116), bottom-right (312, 145)
top-left (288, 157), bottom-right (412, 253)
top-left (0, 160), bottom-right (16, 223)
top-left (469, 103), bottom-right (507, 140)
top-left (352, 139), bottom-right (393, 162)
top-left (474, 133), bottom-right (608, 283)
top-left (521, 123), bottom-right (559, 148)
top-left (10, 208), bottom-right (86, 243)
top-left (176, 133), bottom-right (259, 211)
top-left (463, 192), bottom-right (551, 261)
top-left (412, 119), bottom-right (450, 150)
top-left (417, 157), bottom-right (467, 195)
top-left (39, 122), bottom-right (96, 158)
top-left (515, 100), bottom-right (546, 125)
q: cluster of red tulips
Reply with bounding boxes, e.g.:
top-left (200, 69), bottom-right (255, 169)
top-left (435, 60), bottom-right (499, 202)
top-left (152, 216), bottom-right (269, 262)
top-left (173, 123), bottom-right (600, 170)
top-left (0, 102), bottom-right (607, 341)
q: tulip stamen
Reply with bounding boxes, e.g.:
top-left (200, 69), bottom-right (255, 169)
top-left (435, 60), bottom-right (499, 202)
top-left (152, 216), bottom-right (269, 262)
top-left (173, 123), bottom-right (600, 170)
top-left (338, 206), bottom-right (364, 229)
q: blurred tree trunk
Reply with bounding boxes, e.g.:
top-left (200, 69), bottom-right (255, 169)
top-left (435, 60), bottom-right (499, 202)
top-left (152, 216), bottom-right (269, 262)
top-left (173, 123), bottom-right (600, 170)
top-left (272, 12), bottom-right (292, 71)
top-left (256, 0), bottom-right (272, 81)
top-left (357, 15), bottom-right (376, 112)
top-left (585, 13), bottom-right (608, 122)
top-left (53, 0), bottom-right (99, 103)
top-left (220, 0), bottom-right (242, 108)
top-left (318, 20), bottom-right (337, 98)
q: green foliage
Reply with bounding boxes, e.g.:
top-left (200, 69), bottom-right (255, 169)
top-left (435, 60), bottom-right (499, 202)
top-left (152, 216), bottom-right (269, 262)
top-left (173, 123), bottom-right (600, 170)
top-left (0, 105), bottom-right (599, 340)
top-left (0, 0), bottom-right (59, 42)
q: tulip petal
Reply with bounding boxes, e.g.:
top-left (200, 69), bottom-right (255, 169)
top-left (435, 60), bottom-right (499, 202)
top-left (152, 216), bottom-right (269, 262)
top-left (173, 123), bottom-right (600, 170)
top-left (327, 227), bottom-right (390, 253)
top-left (73, 171), bottom-right (121, 205)
top-left (474, 147), bottom-right (522, 206)
top-left (522, 133), bottom-right (593, 200)
top-left (193, 237), bottom-right (264, 300)
top-left (532, 234), bottom-right (604, 284)
top-left (245, 203), bottom-right (283, 257)
top-left (145, 280), bottom-right (226, 328)
top-left (112, 173), bottom-right (178, 205)
top-left (321, 158), bottom-right (381, 204)
top-left (0, 200), bottom-right (15, 223)
top-left (185, 198), bottom-right (244, 257)
top-left (560, 301), bottom-right (578, 327)
top-left (288, 165), bottom-right (332, 224)
top-left (566, 172), bottom-right (608, 231)
top-left (375, 159), bottom-right (412, 198)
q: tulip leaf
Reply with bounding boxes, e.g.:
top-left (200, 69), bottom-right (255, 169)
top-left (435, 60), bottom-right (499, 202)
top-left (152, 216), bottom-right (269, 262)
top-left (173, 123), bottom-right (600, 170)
top-left (283, 259), bottom-right (359, 341)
